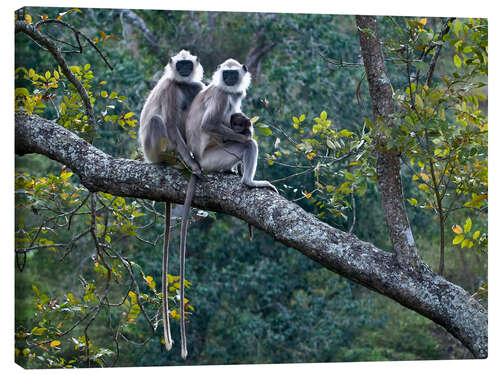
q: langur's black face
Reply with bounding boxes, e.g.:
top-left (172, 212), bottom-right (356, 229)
top-left (176, 60), bottom-right (194, 77)
top-left (222, 70), bottom-right (240, 86)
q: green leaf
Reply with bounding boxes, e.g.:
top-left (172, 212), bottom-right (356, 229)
top-left (299, 114), bottom-right (305, 122)
top-left (454, 19), bottom-right (463, 37)
top-left (454, 55), bottom-right (461, 69)
top-left (258, 127), bottom-right (272, 136)
top-left (345, 172), bottom-right (355, 181)
top-left (473, 231), bottom-right (480, 240)
top-left (100, 90), bottom-right (108, 98)
top-left (84, 64), bottom-right (91, 71)
top-left (464, 217), bottom-right (472, 233)
top-left (326, 139), bottom-right (335, 149)
top-left (124, 112), bottom-right (134, 119)
top-left (15, 88), bottom-right (30, 98)
top-left (415, 94), bottom-right (424, 110)
top-left (339, 129), bottom-right (354, 137)
top-left (452, 234), bottom-right (464, 245)
top-left (407, 198), bottom-right (418, 207)
top-left (320, 111), bottom-right (327, 120)
top-left (32, 285), bottom-right (40, 296)
top-left (31, 326), bottom-right (48, 336)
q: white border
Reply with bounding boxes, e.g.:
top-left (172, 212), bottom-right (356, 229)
top-left (3, 1), bottom-right (497, 375)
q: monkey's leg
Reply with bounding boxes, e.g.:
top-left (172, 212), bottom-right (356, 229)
top-left (223, 141), bottom-right (278, 193)
top-left (142, 115), bottom-right (169, 163)
top-left (162, 202), bottom-right (173, 351)
top-left (198, 146), bottom-right (241, 172)
top-left (165, 124), bottom-right (202, 176)
top-left (179, 175), bottom-right (197, 359)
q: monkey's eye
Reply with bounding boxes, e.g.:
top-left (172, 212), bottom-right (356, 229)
top-left (242, 64), bottom-right (248, 73)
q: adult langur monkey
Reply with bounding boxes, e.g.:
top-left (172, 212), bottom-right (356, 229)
top-left (138, 50), bottom-right (204, 353)
top-left (176, 59), bottom-right (277, 359)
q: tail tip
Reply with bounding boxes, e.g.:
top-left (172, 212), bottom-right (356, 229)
top-left (164, 340), bottom-right (173, 351)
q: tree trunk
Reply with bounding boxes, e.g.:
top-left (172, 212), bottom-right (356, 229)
top-left (356, 15), bottom-right (421, 270)
top-left (15, 112), bottom-right (488, 358)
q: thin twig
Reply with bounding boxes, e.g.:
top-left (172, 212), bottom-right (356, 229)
top-left (34, 19), bottom-right (113, 70)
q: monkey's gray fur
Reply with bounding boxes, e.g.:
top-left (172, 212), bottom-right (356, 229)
top-left (138, 50), bottom-right (204, 356)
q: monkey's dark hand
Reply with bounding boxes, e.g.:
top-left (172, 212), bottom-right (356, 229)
top-left (192, 169), bottom-right (208, 181)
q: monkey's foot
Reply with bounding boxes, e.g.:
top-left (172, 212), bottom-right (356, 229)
top-left (244, 180), bottom-right (278, 194)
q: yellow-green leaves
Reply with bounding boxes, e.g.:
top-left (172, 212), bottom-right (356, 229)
top-left (452, 235), bottom-right (464, 245)
top-left (50, 340), bottom-right (61, 348)
top-left (407, 198), bottom-right (418, 207)
top-left (292, 113), bottom-right (305, 129)
top-left (15, 87), bottom-right (30, 98)
top-left (451, 218), bottom-right (482, 249)
top-left (32, 285), bottom-right (40, 297)
top-left (464, 217), bottom-right (472, 233)
top-left (415, 94), bottom-right (424, 110)
top-left (31, 326), bottom-right (48, 336)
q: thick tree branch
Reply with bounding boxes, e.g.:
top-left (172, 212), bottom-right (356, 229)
top-left (15, 112), bottom-right (487, 358)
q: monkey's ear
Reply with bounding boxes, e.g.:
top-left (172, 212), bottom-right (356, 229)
top-left (242, 64), bottom-right (248, 72)
top-left (169, 57), bottom-right (173, 64)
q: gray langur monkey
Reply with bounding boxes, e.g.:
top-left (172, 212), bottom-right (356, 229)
top-left (176, 59), bottom-right (277, 359)
top-left (138, 50), bottom-right (205, 354)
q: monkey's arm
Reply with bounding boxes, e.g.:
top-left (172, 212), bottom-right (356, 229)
top-left (202, 120), bottom-right (250, 143)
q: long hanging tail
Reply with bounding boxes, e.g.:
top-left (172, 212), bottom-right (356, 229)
top-left (180, 174), bottom-right (198, 360)
top-left (162, 202), bottom-right (173, 351)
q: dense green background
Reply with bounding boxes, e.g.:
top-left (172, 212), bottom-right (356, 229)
top-left (15, 7), bottom-right (486, 367)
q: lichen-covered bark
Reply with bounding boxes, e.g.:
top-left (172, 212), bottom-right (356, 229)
top-left (356, 16), bottom-right (420, 270)
top-left (15, 112), bottom-right (488, 358)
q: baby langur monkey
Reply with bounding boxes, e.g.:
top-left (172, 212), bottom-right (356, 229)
top-left (177, 59), bottom-right (277, 359)
top-left (228, 112), bottom-right (252, 176)
top-left (138, 50), bottom-right (204, 355)
top-left (229, 112), bottom-right (253, 138)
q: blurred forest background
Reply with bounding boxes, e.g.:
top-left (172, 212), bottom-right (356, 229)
top-left (14, 7), bottom-right (487, 368)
